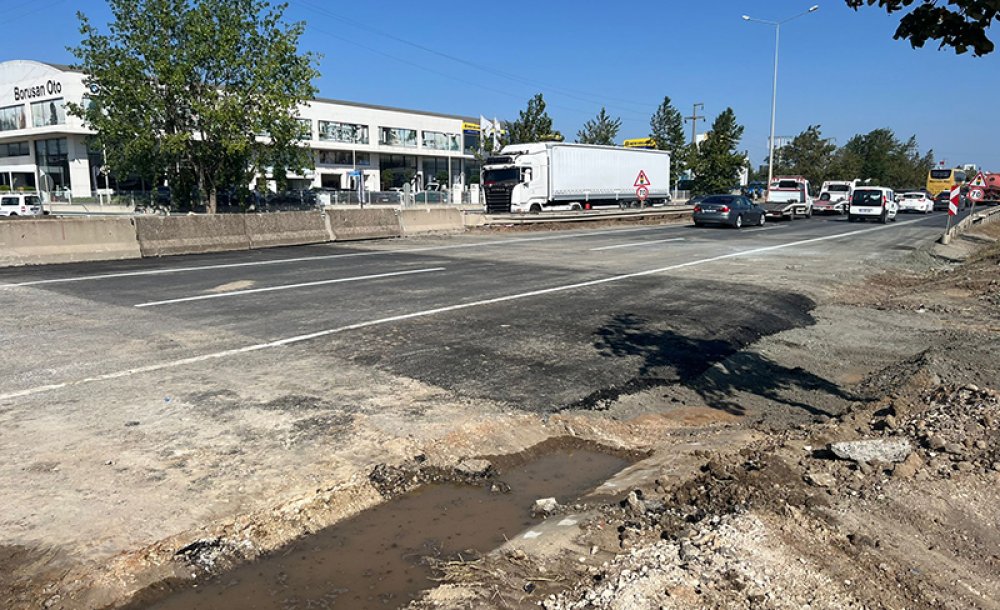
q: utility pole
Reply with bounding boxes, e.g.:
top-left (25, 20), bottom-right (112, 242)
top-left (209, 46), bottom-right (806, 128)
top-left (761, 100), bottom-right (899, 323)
top-left (685, 103), bottom-right (705, 146)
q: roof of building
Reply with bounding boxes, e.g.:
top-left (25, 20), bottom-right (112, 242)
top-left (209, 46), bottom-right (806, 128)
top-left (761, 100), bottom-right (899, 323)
top-left (27, 60), bottom-right (477, 123)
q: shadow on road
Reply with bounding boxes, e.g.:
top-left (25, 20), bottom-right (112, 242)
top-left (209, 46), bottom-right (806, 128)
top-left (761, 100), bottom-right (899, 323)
top-left (584, 312), bottom-right (852, 418)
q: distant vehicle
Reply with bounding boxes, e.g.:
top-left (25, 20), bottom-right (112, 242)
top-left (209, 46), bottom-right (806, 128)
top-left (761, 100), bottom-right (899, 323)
top-left (763, 176), bottom-right (813, 220)
top-left (0, 192), bottom-right (45, 216)
top-left (849, 187), bottom-right (898, 223)
top-left (481, 142), bottom-right (670, 214)
top-left (978, 172), bottom-right (1000, 203)
top-left (814, 180), bottom-right (856, 214)
top-left (926, 167), bottom-right (967, 198)
top-left (693, 194), bottom-right (766, 228)
top-left (933, 190), bottom-right (967, 211)
top-left (897, 191), bottom-right (933, 214)
top-left (743, 181), bottom-right (767, 200)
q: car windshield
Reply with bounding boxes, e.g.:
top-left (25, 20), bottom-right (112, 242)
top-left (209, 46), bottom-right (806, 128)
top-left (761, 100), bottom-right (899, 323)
top-left (852, 190), bottom-right (884, 205)
top-left (775, 180), bottom-right (800, 189)
top-left (701, 196), bottom-right (735, 204)
top-left (827, 185), bottom-right (850, 192)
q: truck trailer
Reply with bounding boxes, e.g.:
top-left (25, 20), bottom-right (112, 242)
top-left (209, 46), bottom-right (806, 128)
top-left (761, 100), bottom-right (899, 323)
top-left (482, 143), bottom-right (671, 214)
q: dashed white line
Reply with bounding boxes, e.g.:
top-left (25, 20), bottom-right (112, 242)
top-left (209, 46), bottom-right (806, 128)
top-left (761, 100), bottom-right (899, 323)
top-left (589, 238), bottom-right (685, 251)
top-left (0, 216), bottom-right (933, 402)
top-left (0, 224), bottom-right (685, 288)
top-left (134, 267), bottom-right (446, 308)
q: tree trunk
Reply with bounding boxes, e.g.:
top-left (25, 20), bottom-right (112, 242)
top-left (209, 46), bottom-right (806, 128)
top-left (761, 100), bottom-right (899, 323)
top-left (207, 189), bottom-right (217, 214)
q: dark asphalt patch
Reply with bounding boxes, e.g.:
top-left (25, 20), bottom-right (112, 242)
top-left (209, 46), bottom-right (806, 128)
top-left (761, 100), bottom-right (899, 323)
top-left (325, 277), bottom-right (817, 413)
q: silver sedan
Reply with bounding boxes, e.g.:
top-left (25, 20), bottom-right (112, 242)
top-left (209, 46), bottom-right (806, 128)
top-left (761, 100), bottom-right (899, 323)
top-left (692, 195), bottom-right (766, 228)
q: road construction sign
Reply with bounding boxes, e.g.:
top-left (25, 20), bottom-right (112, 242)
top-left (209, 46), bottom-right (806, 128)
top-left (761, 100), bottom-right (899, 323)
top-left (969, 188), bottom-right (985, 202)
top-left (634, 170), bottom-right (651, 188)
top-left (949, 185), bottom-right (960, 216)
top-left (970, 172), bottom-right (988, 189)
top-left (636, 186), bottom-right (649, 201)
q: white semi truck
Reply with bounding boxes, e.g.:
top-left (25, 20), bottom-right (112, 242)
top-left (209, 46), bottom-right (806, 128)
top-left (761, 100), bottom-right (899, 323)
top-left (482, 142), bottom-right (671, 214)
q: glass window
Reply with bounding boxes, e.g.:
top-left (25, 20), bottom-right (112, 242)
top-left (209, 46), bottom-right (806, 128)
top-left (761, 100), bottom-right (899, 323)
top-left (422, 131), bottom-right (460, 151)
top-left (379, 127), bottom-right (417, 148)
top-left (0, 105), bottom-right (26, 131)
top-left (930, 169), bottom-right (952, 180)
top-left (296, 118), bottom-right (312, 141)
top-left (35, 138), bottom-right (71, 193)
top-left (317, 150), bottom-right (370, 166)
top-left (0, 141), bottom-right (30, 157)
top-left (318, 121), bottom-right (369, 144)
top-left (463, 131), bottom-right (480, 155)
top-left (31, 98), bottom-right (67, 127)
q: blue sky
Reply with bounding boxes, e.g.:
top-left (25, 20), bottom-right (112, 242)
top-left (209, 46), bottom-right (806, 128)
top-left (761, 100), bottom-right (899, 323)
top-left (4, 0), bottom-right (999, 169)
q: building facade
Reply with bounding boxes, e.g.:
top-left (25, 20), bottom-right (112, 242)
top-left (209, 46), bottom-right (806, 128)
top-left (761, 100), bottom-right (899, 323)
top-left (0, 60), bottom-right (483, 200)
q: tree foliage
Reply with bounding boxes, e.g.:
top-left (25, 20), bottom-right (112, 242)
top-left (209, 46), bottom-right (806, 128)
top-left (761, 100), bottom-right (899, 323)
top-left (505, 94), bottom-right (564, 144)
top-left (691, 108), bottom-right (746, 195)
top-left (69, 0), bottom-right (318, 212)
top-left (576, 107), bottom-right (621, 146)
top-left (846, 0), bottom-right (998, 55)
top-left (827, 129), bottom-right (933, 188)
top-left (773, 125), bottom-right (837, 188)
top-left (649, 96), bottom-right (688, 181)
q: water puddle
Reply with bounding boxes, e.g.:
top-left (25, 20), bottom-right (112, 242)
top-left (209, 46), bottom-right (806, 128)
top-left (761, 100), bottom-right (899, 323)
top-left (131, 439), bottom-right (633, 610)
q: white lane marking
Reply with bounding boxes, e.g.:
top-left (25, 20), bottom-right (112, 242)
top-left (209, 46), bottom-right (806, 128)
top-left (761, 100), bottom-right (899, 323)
top-left (134, 267), bottom-right (446, 308)
top-left (0, 225), bottom-right (685, 288)
top-left (0, 216), bottom-right (933, 402)
top-left (589, 238), bottom-right (685, 251)
top-left (741, 226), bottom-right (781, 233)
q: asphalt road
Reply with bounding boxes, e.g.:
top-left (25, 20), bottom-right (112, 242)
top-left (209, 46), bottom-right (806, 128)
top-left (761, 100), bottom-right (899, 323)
top-left (0, 210), bottom-right (960, 412)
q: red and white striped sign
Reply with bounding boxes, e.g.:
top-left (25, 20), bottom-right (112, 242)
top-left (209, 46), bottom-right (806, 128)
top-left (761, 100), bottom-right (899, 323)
top-left (949, 184), bottom-right (960, 216)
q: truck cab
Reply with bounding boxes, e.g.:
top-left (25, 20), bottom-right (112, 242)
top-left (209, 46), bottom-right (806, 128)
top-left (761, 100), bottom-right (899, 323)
top-left (482, 145), bottom-right (550, 214)
top-left (815, 180), bottom-right (856, 215)
top-left (764, 176), bottom-right (813, 220)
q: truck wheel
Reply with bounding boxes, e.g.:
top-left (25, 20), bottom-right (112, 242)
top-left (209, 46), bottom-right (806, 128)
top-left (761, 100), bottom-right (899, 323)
top-left (529, 204), bottom-right (542, 215)
top-left (570, 203), bottom-right (582, 212)
top-left (805, 208), bottom-right (812, 218)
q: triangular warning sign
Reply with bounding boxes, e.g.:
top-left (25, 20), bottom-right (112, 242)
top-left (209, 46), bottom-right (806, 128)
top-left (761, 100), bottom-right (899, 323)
top-left (634, 170), bottom-right (651, 188)
top-left (970, 171), bottom-right (987, 188)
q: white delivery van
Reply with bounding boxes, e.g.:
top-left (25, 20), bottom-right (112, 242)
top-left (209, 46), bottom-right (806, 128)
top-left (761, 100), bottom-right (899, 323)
top-left (0, 193), bottom-right (45, 216)
top-left (848, 187), bottom-right (897, 224)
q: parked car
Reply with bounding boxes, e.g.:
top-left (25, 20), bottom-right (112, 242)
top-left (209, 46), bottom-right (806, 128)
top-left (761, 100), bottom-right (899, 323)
top-left (848, 187), bottom-right (897, 223)
top-left (0, 192), bottom-right (45, 216)
top-left (693, 194), bottom-right (766, 228)
top-left (897, 191), bottom-right (933, 214)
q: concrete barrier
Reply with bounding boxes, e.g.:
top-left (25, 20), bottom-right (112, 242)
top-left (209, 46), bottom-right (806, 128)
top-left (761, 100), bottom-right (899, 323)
top-left (398, 207), bottom-right (464, 236)
top-left (135, 215), bottom-right (250, 257)
top-left (0, 217), bottom-right (141, 267)
top-left (326, 208), bottom-right (402, 241)
top-left (244, 211), bottom-right (330, 249)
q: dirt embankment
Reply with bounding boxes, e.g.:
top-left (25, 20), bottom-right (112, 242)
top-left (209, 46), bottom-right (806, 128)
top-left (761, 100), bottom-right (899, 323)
top-left (412, 226), bottom-right (1000, 609)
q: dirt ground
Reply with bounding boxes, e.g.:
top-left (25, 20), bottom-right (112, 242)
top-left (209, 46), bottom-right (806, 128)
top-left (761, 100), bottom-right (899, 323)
top-left (412, 223), bottom-right (1000, 609)
top-left (2, 222), bottom-right (999, 610)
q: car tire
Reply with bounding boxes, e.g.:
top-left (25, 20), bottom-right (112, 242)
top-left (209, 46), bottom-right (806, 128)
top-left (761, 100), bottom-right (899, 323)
top-left (758, 213), bottom-right (766, 227)
top-left (848, 215), bottom-right (857, 223)
top-left (734, 215), bottom-right (743, 229)
top-left (693, 221), bottom-right (703, 228)
top-left (880, 210), bottom-right (888, 224)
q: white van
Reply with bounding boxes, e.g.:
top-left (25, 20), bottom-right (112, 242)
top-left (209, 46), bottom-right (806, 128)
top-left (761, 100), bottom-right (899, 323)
top-left (848, 187), bottom-right (897, 224)
top-left (0, 193), bottom-right (45, 217)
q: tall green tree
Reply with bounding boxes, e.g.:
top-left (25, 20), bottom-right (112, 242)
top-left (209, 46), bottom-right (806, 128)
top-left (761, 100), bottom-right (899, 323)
top-left (691, 108), bottom-right (746, 195)
top-left (505, 94), bottom-right (563, 144)
top-left (773, 125), bottom-right (837, 188)
top-left (846, 0), bottom-right (998, 56)
top-left (649, 96), bottom-right (688, 181)
top-left (576, 107), bottom-right (621, 146)
top-left (69, 0), bottom-right (319, 213)
top-left (828, 128), bottom-right (933, 189)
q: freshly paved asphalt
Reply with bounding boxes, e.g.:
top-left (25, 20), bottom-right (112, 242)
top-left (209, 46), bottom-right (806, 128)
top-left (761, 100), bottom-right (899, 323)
top-left (0, 210), bottom-right (962, 412)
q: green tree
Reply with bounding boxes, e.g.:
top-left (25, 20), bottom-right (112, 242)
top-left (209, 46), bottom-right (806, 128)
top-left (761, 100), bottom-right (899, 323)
top-left (691, 108), bottom-right (746, 195)
top-left (649, 96), bottom-right (688, 181)
top-left (773, 125), bottom-right (837, 188)
top-left (505, 94), bottom-right (563, 144)
top-left (69, 0), bottom-right (319, 213)
top-left (576, 107), bottom-right (621, 146)
top-left (846, 0), bottom-right (999, 56)
top-left (827, 128), bottom-right (933, 189)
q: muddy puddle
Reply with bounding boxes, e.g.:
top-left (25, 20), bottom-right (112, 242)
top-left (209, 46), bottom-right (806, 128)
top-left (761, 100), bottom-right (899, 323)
top-left (131, 440), bottom-right (634, 610)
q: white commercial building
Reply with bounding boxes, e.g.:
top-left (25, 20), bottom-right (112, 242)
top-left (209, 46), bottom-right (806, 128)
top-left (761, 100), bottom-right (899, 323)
top-left (0, 60), bottom-right (483, 200)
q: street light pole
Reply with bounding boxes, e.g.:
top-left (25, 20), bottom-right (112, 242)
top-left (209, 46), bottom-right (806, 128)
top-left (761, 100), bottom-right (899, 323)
top-left (743, 5), bottom-right (819, 197)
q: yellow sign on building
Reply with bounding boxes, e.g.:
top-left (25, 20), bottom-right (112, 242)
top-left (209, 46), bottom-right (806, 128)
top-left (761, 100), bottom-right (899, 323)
top-left (462, 121), bottom-right (481, 132)
top-left (623, 138), bottom-right (657, 149)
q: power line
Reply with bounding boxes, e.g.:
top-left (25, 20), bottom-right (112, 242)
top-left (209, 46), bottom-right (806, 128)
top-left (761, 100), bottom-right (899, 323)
top-left (295, 0), bottom-right (653, 121)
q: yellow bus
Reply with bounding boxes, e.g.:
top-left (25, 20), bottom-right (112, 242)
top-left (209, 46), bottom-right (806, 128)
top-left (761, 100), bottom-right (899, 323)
top-left (926, 167), bottom-right (967, 197)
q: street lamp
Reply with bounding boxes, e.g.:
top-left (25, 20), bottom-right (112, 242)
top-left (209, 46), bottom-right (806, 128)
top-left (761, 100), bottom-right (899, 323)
top-left (743, 5), bottom-right (819, 194)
